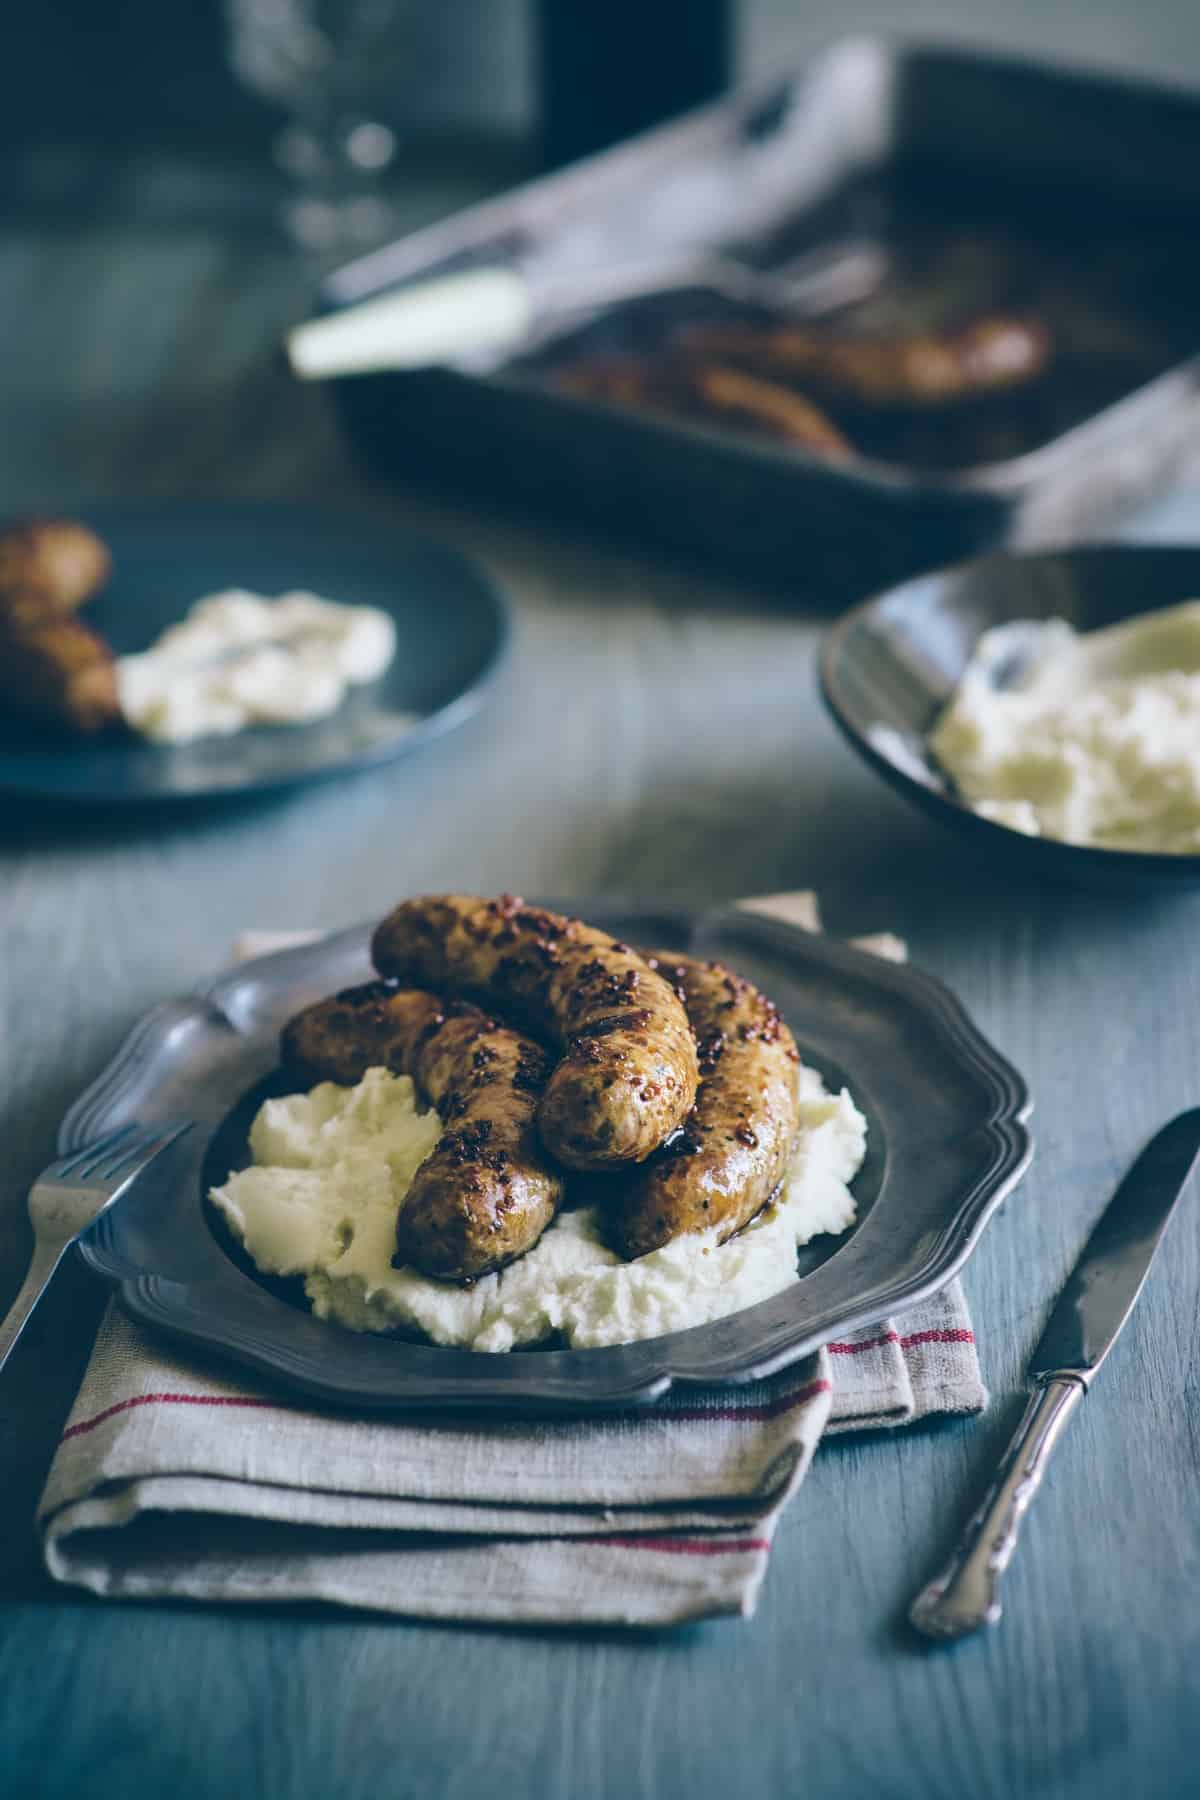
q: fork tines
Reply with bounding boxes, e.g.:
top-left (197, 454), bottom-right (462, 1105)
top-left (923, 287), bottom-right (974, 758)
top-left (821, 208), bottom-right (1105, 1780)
top-left (51, 1120), bottom-right (192, 1184)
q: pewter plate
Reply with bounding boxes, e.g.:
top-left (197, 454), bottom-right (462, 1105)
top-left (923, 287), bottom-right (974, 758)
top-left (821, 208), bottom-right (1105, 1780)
top-left (65, 904), bottom-right (1031, 1414)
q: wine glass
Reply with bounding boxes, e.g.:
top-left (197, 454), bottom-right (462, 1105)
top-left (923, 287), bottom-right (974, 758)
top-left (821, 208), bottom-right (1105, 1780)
top-left (225, 0), bottom-right (408, 251)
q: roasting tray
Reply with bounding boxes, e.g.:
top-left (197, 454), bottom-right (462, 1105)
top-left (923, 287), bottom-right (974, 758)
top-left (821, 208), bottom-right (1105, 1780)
top-left (320, 39), bottom-right (1200, 600)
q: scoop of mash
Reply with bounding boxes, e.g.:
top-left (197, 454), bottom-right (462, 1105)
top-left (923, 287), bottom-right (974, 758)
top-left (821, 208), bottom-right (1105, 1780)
top-left (210, 1064), bottom-right (867, 1353)
top-left (116, 588), bottom-right (398, 743)
top-left (930, 602), bottom-right (1200, 854)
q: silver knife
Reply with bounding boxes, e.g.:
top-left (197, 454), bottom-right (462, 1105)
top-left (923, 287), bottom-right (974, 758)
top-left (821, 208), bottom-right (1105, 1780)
top-left (910, 1108), bottom-right (1200, 1642)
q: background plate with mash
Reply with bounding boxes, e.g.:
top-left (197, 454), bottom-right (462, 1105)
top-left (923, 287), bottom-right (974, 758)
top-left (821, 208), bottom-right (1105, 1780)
top-left (821, 544), bottom-right (1200, 890)
top-left (0, 503), bottom-right (509, 805)
top-left (63, 903), bottom-right (1031, 1413)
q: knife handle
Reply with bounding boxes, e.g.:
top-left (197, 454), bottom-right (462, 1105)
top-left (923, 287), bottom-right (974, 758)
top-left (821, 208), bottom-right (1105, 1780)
top-left (909, 1374), bottom-right (1085, 1641)
top-left (287, 269), bottom-right (534, 380)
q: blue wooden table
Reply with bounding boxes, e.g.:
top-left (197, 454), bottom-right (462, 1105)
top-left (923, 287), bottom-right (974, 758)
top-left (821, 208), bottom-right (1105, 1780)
top-left (2, 140), bottom-right (1200, 1800)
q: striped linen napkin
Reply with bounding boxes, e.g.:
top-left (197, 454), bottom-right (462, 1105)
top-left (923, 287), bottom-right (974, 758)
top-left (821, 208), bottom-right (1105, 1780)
top-left (36, 895), bottom-right (985, 1626)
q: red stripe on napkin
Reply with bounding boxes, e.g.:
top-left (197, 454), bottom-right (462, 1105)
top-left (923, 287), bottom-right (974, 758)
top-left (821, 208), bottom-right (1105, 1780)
top-left (62, 1392), bottom-right (282, 1441)
top-left (589, 1534), bottom-right (771, 1557)
top-left (826, 1327), bottom-right (974, 1357)
top-left (61, 1375), bottom-right (834, 1445)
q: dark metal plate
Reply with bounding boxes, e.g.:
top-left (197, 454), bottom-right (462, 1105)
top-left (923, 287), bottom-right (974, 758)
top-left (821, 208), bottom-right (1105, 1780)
top-left (0, 504), bottom-right (509, 804)
top-left (64, 904), bottom-right (1031, 1413)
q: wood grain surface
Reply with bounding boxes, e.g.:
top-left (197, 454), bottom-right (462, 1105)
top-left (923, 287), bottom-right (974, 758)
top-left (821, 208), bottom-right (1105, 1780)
top-left (3, 141), bottom-right (1200, 1800)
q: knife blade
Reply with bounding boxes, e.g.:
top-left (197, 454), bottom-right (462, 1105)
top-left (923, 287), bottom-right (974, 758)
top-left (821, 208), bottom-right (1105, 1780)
top-left (1031, 1106), bottom-right (1200, 1382)
top-left (910, 1108), bottom-right (1200, 1641)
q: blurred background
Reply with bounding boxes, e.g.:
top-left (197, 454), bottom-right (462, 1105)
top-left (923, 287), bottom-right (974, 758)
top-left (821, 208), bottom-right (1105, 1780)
top-left (3, 0), bottom-right (1200, 538)
top-left (5, 1), bottom-right (1200, 151)
top-left (4, 1), bottom-right (1200, 232)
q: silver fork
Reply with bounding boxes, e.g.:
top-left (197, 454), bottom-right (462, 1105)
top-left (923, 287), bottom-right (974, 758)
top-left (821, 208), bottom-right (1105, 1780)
top-left (0, 1120), bottom-right (192, 1374)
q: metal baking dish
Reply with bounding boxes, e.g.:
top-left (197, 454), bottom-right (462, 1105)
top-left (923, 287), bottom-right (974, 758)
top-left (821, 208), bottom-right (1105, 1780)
top-left (321, 39), bottom-right (1200, 600)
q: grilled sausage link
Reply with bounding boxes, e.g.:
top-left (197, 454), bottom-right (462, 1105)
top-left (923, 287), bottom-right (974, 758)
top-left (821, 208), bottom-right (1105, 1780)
top-left (0, 518), bottom-right (118, 734)
top-left (371, 895), bottom-right (700, 1170)
top-left (0, 517), bottom-right (111, 617)
top-left (281, 979), bottom-right (431, 1087)
top-left (281, 980), bottom-right (563, 1281)
top-left (559, 354), bottom-right (852, 458)
top-left (0, 610), bottom-right (120, 734)
top-left (610, 953), bottom-right (802, 1259)
top-left (680, 315), bottom-right (1053, 411)
top-left (684, 361), bottom-right (853, 458)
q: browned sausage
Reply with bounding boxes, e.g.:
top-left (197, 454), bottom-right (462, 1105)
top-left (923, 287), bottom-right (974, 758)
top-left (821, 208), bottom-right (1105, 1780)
top-left (683, 362), bottom-right (852, 458)
top-left (371, 895), bottom-right (700, 1171)
top-left (0, 610), bottom-right (120, 734)
top-left (557, 355), bottom-right (660, 411)
top-left (610, 952), bottom-right (802, 1259)
top-left (678, 315), bottom-right (1053, 411)
top-left (0, 517), bottom-right (118, 734)
top-left (281, 980), bottom-right (563, 1281)
top-left (281, 978), bottom-right (432, 1087)
top-left (558, 353), bottom-right (852, 457)
top-left (0, 518), bottom-right (111, 616)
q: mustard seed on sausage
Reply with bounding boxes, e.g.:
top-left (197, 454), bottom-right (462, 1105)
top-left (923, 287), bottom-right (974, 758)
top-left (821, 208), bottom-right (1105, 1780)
top-left (281, 980), bottom-right (563, 1281)
top-left (610, 952), bottom-right (802, 1258)
top-left (371, 895), bottom-right (700, 1171)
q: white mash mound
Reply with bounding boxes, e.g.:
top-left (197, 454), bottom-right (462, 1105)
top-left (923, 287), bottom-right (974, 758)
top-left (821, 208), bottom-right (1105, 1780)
top-left (116, 588), bottom-right (398, 743)
top-left (210, 1065), bottom-right (868, 1353)
top-left (930, 600), bottom-right (1200, 854)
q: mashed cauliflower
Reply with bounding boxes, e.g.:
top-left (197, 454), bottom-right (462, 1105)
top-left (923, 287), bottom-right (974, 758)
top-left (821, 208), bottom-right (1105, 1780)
top-left (210, 1064), bottom-right (868, 1353)
top-left (930, 601), bottom-right (1200, 853)
top-left (117, 588), bottom-right (397, 744)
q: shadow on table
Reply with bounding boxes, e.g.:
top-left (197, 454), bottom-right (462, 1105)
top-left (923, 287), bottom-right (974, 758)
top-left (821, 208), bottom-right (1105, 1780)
top-left (0, 781), bottom-right (324, 856)
top-left (10, 1573), bottom-right (718, 1649)
top-left (815, 1392), bottom-right (1043, 1660)
top-left (0, 1255), bottom-right (107, 1606)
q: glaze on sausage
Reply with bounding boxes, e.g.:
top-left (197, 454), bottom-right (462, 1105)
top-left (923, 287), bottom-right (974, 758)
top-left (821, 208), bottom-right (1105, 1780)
top-left (610, 952), bottom-right (802, 1258)
top-left (281, 980), bottom-right (563, 1281)
top-left (371, 895), bottom-right (700, 1170)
